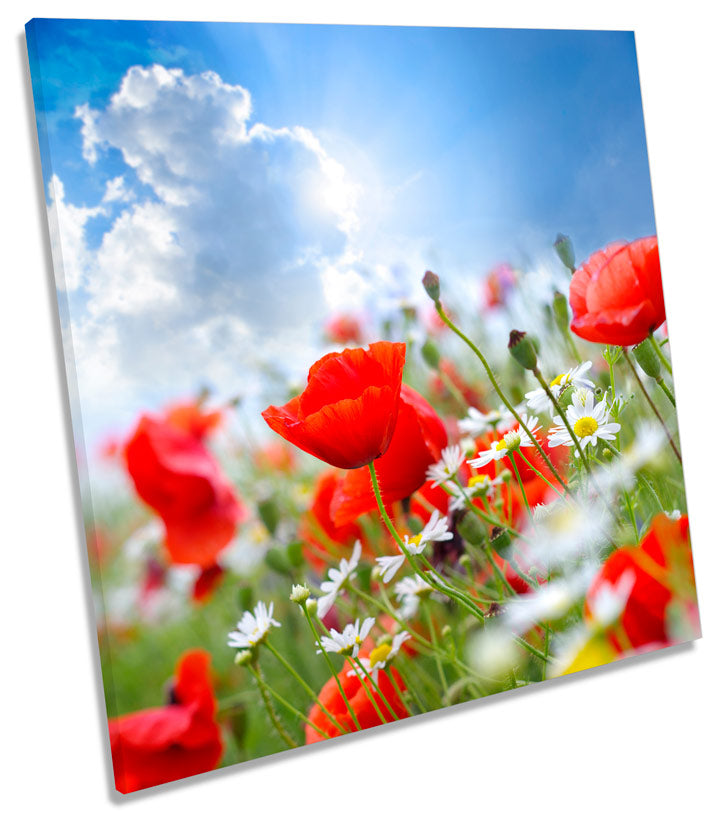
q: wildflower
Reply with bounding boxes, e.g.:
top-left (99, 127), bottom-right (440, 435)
top-left (298, 471), bottom-right (366, 571)
top-left (349, 631), bottom-right (412, 680)
top-left (376, 555), bottom-right (406, 583)
top-left (547, 392), bottom-right (620, 451)
top-left (325, 313), bottom-right (364, 345)
top-left (426, 444), bottom-right (465, 488)
top-left (262, 341), bottom-right (406, 469)
top-left (525, 361), bottom-right (595, 414)
top-left (468, 415), bottom-right (540, 468)
top-left (584, 514), bottom-right (699, 650)
top-left (329, 384), bottom-right (447, 526)
top-left (403, 509), bottom-right (453, 555)
top-left (227, 601), bottom-right (281, 650)
top-left (569, 236), bottom-right (665, 346)
top-left (458, 406), bottom-right (513, 437)
top-left (109, 650), bottom-right (223, 793)
top-left (317, 541), bottom-right (362, 618)
top-left (124, 409), bottom-right (246, 567)
top-left (395, 574), bottom-right (433, 618)
top-left (447, 473), bottom-right (503, 512)
top-left (305, 658), bottom-right (409, 742)
top-left (317, 617), bottom-right (375, 657)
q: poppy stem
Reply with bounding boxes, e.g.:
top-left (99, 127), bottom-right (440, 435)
top-left (656, 377), bottom-right (676, 407)
top-left (649, 333), bottom-right (672, 374)
top-left (368, 461), bottom-right (486, 622)
top-left (249, 661), bottom-right (298, 748)
top-left (299, 604), bottom-right (363, 731)
top-left (345, 657), bottom-right (389, 725)
top-left (431, 301), bottom-right (571, 493)
top-left (508, 451), bottom-right (534, 527)
top-left (423, 601), bottom-right (450, 698)
top-left (264, 641), bottom-right (349, 737)
top-left (622, 350), bottom-right (682, 464)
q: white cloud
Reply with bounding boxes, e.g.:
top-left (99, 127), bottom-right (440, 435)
top-left (52, 65), bottom-right (364, 446)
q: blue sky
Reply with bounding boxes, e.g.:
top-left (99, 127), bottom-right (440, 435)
top-left (27, 20), bottom-right (656, 450)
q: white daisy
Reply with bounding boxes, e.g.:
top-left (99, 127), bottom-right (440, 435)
top-left (447, 473), bottom-right (503, 512)
top-left (547, 392), bottom-right (620, 451)
top-left (403, 509), bottom-right (453, 555)
top-left (468, 415), bottom-right (540, 468)
top-left (317, 617), bottom-right (375, 657)
top-left (317, 541), bottom-right (362, 618)
top-left (376, 554), bottom-right (406, 583)
top-left (348, 631), bottom-right (412, 680)
top-left (525, 361), bottom-right (595, 414)
top-left (228, 601), bottom-right (281, 649)
top-left (458, 406), bottom-right (513, 437)
top-left (426, 444), bottom-right (465, 488)
top-left (395, 574), bottom-right (433, 618)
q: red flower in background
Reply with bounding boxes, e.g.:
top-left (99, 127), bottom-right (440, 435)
top-left (483, 262), bottom-right (517, 309)
top-left (124, 408), bottom-right (245, 567)
top-left (569, 236), bottom-right (665, 346)
top-left (330, 385), bottom-right (447, 527)
top-left (585, 514), bottom-right (699, 650)
top-left (163, 400), bottom-right (224, 441)
top-left (109, 649), bottom-right (223, 793)
top-left (262, 342), bottom-right (406, 469)
top-left (305, 657), bottom-right (409, 743)
top-left (298, 470), bottom-right (367, 570)
top-left (325, 313), bottom-right (364, 345)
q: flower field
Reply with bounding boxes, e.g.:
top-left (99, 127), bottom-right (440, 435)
top-left (90, 234), bottom-right (699, 793)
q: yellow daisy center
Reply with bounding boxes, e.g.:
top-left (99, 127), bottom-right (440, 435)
top-left (369, 644), bottom-right (392, 667)
top-left (408, 534), bottom-right (423, 548)
top-left (573, 416), bottom-right (599, 438)
top-left (550, 373), bottom-right (568, 388)
top-left (468, 474), bottom-right (489, 488)
top-left (496, 439), bottom-right (508, 451)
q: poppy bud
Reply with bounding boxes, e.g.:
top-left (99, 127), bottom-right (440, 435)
top-left (421, 338), bottom-right (441, 369)
top-left (508, 330), bottom-right (538, 371)
top-left (457, 511), bottom-right (487, 546)
top-left (632, 338), bottom-right (661, 380)
top-left (265, 547), bottom-right (292, 575)
top-left (554, 233), bottom-right (575, 271)
top-left (422, 270), bottom-right (441, 302)
top-left (286, 540), bottom-right (304, 567)
top-left (257, 497), bottom-right (280, 535)
top-left (490, 526), bottom-right (512, 556)
top-left (552, 290), bottom-right (570, 329)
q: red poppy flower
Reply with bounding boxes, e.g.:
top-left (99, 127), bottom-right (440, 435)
top-left (192, 562), bottom-right (225, 603)
top-left (163, 400), bottom-right (224, 441)
top-left (262, 342), bottom-right (406, 469)
top-left (298, 470), bottom-right (367, 570)
top-left (585, 514), bottom-right (699, 650)
top-left (124, 413), bottom-right (245, 567)
top-left (325, 313), bottom-right (364, 345)
top-left (109, 649), bottom-right (223, 793)
top-left (483, 262), bottom-right (517, 309)
top-left (330, 385), bottom-right (447, 527)
top-left (305, 657), bottom-right (409, 743)
top-left (569, 236), bottom-right (665, 346)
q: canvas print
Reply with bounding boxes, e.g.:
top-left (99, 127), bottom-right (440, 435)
top-left (27, 19), bottom-right (701, 794)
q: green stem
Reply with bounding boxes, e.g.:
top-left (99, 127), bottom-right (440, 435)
top-left (346, 656), bottom-right (388, 724)
top-left (300, 605), bottom-right (362, 731)
top-left (369, 461), bottom-right (485, 622)
top-left (265, 640), bottom-right (348, 737)
top-left (649, 333), bottom-right (672, 374)
top-left (517, 449), bottom-right (569, 503)
top-left (623, 350), bottom-right (682, 464)
top-left (249, 662), bottom-right (298, 748)
top-left (348, 656), bottom-right (401, 722)
top-left (424, 602), bottom-right (449, 697)
top-left (657, 377), bottom-right (676, 407)
top-left (249, 664), bottom-right (331, 741)
top-left (433, 301), bottom-right (570, 493)
top-left (508, 451), bottom-right (533, 524)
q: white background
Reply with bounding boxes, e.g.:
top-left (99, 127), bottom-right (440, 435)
top-left (3, 2), bottom-right (718, 816)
